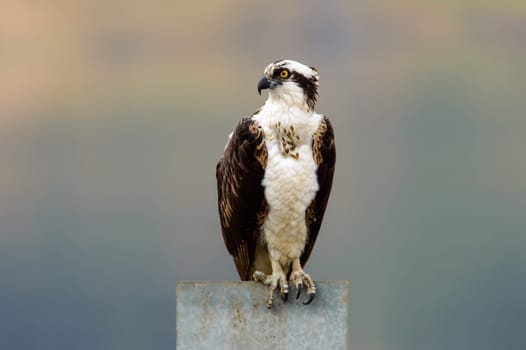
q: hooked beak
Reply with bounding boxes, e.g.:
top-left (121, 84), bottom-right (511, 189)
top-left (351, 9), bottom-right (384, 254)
top-left (257, 76), bottom-right (281, 95)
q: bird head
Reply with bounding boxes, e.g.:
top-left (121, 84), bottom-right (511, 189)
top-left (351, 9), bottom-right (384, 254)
top-left (257, 59), bottom-right (319, 111)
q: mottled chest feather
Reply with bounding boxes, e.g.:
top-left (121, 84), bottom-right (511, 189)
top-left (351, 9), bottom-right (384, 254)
top-left (274, 122), bottom-right (301, 159)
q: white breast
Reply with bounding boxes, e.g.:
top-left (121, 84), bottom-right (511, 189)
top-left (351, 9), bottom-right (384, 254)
top-left (254, 105), bottom-right (322, 264)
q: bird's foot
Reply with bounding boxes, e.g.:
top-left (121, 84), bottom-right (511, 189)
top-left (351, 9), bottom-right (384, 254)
top-left (290, 269), bottom-right (316, 305)
top-left (253, 270), bottom-right (288, 308)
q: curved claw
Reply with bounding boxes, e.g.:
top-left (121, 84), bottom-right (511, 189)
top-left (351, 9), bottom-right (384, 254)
top-left (295, 282), bottom-right (303, 300)
top-left (302, 292), bottom-right (316, 305)
top-left (281, 292), bottom-right (288, 302)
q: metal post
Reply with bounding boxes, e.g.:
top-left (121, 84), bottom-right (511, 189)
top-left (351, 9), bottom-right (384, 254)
top-left (176, 281), bottom-right (349, 349)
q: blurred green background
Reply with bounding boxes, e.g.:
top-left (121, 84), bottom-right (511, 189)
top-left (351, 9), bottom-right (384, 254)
top-left (1, 1), bottom-right (525, 349)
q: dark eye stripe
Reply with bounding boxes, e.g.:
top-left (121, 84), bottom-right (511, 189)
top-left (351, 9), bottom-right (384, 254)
top-left (291, 72), bottom-right (319, 110)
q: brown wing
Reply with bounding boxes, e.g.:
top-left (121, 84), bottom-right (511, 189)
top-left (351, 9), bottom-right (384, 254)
top-left (216, 117), bottom-right (267, 280)
top-left (301, 116), bottom-right (336, 266)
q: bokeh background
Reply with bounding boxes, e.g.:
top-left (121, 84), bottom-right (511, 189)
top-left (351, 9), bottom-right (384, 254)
top-left (1, 1), bottom-right (525, 349)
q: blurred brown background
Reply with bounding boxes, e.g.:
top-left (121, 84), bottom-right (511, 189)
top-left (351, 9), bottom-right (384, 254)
top-left (1, 1), bottom-right (525, 349)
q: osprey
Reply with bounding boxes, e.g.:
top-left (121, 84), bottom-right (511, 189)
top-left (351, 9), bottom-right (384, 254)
top-left (216, 60), bottom-right (336, 308)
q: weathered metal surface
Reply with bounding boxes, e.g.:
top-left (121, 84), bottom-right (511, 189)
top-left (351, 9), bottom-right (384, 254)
top-left (176, 281), bottom-right (349, 350)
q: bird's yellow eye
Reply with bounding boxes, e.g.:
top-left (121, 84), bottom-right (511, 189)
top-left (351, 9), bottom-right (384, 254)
top-left (279, 69), bottom-right (289, 79)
